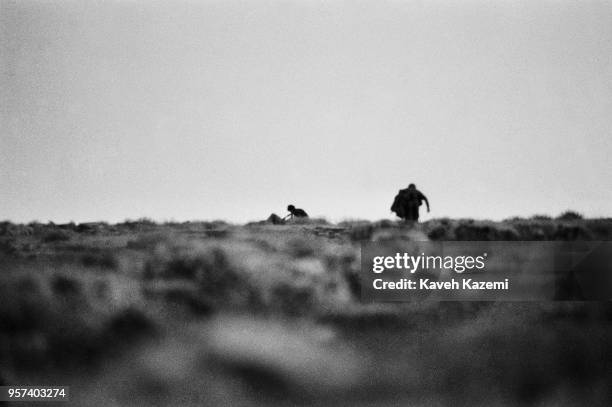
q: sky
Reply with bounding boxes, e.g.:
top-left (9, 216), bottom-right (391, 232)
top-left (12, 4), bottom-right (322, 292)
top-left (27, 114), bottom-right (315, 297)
top-left (1, 0), bottom-right (611, 224)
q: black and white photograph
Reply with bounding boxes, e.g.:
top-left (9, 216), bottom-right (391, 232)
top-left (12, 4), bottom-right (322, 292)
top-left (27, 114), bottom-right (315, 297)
top-left (1, 0), bottom-right (612, 405)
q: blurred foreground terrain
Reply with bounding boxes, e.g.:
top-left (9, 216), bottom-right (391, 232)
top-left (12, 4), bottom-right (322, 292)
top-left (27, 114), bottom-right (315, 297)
top-left (1, 216), bottom-right (612, 406)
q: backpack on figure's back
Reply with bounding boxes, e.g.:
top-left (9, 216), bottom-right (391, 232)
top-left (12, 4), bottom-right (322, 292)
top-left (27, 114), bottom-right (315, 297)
top-left (391, 190), bottom-right (406, 218)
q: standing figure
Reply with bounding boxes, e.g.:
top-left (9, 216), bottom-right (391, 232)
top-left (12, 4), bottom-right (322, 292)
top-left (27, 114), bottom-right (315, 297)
top-left (391, 183), bottom-right (430, 222)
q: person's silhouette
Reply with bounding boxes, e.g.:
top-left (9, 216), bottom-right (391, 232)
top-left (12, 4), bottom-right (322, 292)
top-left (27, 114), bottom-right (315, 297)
top-left (391, 183), bottom-right (430, 222)
top-left (284, 204), bottom-right (309, 220)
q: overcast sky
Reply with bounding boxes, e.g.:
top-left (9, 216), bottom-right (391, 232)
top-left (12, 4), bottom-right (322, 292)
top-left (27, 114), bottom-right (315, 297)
top-left (2, 0), bottom-right (611, 223)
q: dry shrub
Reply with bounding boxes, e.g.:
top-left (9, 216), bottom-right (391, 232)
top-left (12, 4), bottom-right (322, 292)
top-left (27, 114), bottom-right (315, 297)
top-left (76, 222), bottom-right (109, 233)
top-left (204, 317), bottom-right (363, 400)
top-left (508, 219), bottom-right (554, 240)
top-left (103, 307), bottom-right (158, 346)
top-left (0, 222), bottom-right (34, 238)
top-left (285, 236), bottom-right (319, 258)
top-left (531, 214), bottom-right (552, 221)
top-left (285, 217), bottom-right (330, 226)
top-left (0, 274), bottom-right (53, 332)
top-left (81, 249), bottom-right (118, 269)
top-left (348, 223), bottom-right (374, 241)
top-left (553, 224), bottom-right (592, 240)
top-left (556, 210), bottom-right (583, 221)
top-left (426, 218), bottom-right (454, 240)
top-left (143, 281), bottom-right (212, 316)
top-left (0, 264), bottom-right (158, 373)
top-left (0, 238), bottom-right (18, 255)
top-left (144, 241), bottom-right (259, 310)
top-left (142, 236), bottom-right (355, 316)
top-left (426, 217), bottom-right (609, 241)
top-left (51, 274), bottom-right (82, 297)
top-left (42, 229), bottom-right (71, 243)
top-left (269, 282), bottom-right (316, 317)
top-left (424, 305), bottom-right (612, 404)
top-left (585, 219), bottom-right (612, 240)
top-left (126, 233), bottom-right (172, 250)
top-left (118, 218), bottom-right (157, 231)
top-left (454, 221), bottom-right (519, 241)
